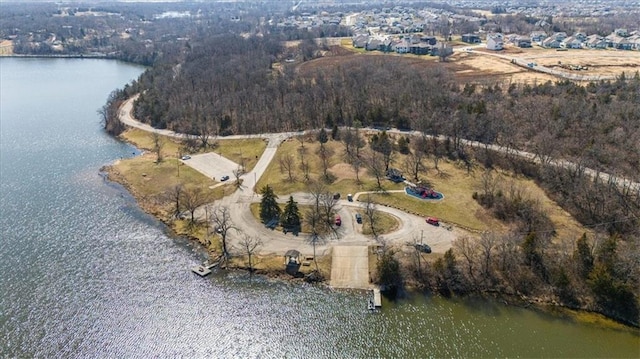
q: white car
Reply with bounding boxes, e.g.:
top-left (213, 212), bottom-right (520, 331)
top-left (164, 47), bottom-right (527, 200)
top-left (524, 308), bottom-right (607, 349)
top-left (181, 155), bottom-right (191, 160)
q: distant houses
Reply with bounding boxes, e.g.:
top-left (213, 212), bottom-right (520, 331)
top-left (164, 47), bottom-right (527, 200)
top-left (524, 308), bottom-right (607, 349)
top-left (352, 34), bottom-right (450, 56)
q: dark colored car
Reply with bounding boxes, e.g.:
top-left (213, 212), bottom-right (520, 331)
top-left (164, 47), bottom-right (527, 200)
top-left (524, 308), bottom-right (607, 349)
top-left (220, 175), bottom-right (230, 181)
top-left (355, 213), bottom-right (362, 224)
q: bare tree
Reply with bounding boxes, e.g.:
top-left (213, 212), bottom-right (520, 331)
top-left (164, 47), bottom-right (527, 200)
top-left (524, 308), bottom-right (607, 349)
top-left (232, 164), bottom-right (244, 189)
top-left (363, 195), bottom-right (380, 240)
top-left (278, 154), bottom-right (296, 182)
top-left (367, 151), bottom-right (387, 191)
top-left (304, 182), bottom-right (339, 271)
top-left (151, 131), bottom-right (164, 163)
top-left (478, 232), bottom-right (498, 285)
top-left (454, 236), bottom-right (479, 288)
top-left (238, 234), bottom-right (262, 274)
top-left (404, 150), bottom-right (425, 182)
top-left (210, 205), bottom-right (237, 261)
top-left (318, 143), bottom-right (334, 182)
top-left (180, 187), bottom-right (210, 225)
top-left (165, 183), bottom-right (184, 218)
top-left (299, 148), bottom-right (311, 182)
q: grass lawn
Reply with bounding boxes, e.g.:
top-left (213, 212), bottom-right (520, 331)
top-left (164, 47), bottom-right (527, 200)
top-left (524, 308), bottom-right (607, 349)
top-left (363, 159), bottom-right (507, 232)
top-left (361, 211), bottom-right (400, 236)
top-left (256, 137), bottom-right (405, 196)
top-left (217, 138), bottom-right (267, 172)
top-left (120, 129), bottom-right (267, 172)
top-left (111, 154), bottom-right (229, 217)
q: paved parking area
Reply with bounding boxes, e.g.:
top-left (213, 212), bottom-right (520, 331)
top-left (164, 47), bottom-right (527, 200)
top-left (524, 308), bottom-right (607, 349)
top-left (182, 152), bottom-right (239, 182)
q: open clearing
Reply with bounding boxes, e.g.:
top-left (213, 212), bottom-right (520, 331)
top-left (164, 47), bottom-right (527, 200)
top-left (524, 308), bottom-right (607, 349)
top-left (452, 47), bottom-right (640, 83)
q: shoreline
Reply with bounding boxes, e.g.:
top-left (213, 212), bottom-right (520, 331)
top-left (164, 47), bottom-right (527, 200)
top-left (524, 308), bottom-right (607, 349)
top-left (107, 99), bottom-right (640, 329)
top-left (103, 156), bottom-right (640, 331)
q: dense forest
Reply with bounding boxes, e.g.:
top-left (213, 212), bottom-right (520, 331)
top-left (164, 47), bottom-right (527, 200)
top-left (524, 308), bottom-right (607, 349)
top-left (130, 33), bottom-right (640, 181)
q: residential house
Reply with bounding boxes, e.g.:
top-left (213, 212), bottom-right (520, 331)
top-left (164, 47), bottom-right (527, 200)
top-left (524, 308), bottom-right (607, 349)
top-left (461, 33), bottom-right (481, 43)
top-left (352, 34), bottom-right (368, 48)
top-left (486, 33), bottom-right (503, 51)
top-left (542, 37), bottom-right (562, 48)
top-left (420, 36), bottom-right (437, 45)
top-left (615, 28), bottom-right (628, 37)
top-left (574, 32), bottom-right (587, 41)
top-left (530, 31), bottom-right (547, 43)
top-left (409, 42), bottom-right (431, 55)
top-left (585, 34), bottom-right (607, 49)
top-left (366, 38), bottom-right (381, 51)
top-left (561, 36), bottom-right (583, 49)
top-left (516, 36), bottom-right (532, 48)
top-left (393, 38), bottom-right (411, 53)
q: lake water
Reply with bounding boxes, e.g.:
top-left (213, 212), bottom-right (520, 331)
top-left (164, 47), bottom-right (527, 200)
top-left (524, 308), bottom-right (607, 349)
top-left (1, 58), bottom-right (638, 358)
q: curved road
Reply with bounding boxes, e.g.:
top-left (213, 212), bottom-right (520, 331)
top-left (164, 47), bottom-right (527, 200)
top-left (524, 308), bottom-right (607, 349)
top-left (119, 97), bottom-right (457, 259)
top-left (119, 96), bottom-right (639, 258)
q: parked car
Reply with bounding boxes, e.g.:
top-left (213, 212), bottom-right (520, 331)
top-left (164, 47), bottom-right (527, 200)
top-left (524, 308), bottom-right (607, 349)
top-left (415, 243), bottom-right (432, 253)
top-left (426, 217), bottom-right (440, 226)
top-left (220, 175), bottom-right (230, 181)
top-left (355, 213), bottom-right (362, 224)
top-left (335, 215), bottom-right (342, 226)
top-left (181, 155), bottom-right (191, 160)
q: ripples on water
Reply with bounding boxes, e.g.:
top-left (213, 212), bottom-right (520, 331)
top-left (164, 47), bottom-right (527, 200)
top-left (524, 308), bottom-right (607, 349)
top-left (1, 58), bottom-right (638, 358)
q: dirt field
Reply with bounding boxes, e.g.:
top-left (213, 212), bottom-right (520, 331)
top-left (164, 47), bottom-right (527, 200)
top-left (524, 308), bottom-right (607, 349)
top-left (0, 40), bottom-right (13, 55)
top-left (452, 46), bottom-right (640, 84)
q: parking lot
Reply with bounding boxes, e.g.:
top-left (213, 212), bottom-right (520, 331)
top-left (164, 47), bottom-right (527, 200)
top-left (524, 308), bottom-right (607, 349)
top-left (181, 152), bottom-right (239, 182)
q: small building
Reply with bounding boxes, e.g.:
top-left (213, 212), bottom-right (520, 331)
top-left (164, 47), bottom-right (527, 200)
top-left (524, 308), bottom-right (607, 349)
top-left (420, 36), bottom-right (437, 45)
top-left (516, 37), bottom-right (532, 48)
top-left (542, 37), bottom-right (562, 48)
top-left (561, 36), bottom-right (583, 49)
top-left (530, 31), bottom-right (547, 43)
top-left (461, 33), bottom-right (481, 43)
top-left (409, 42), bottom-right (431, 55)
top-left (486, 33), bottom-right (503, 51)
top-left (284, 249), bottom-right (300, 266)
top-left (284, 250), bottom-right (301, 275)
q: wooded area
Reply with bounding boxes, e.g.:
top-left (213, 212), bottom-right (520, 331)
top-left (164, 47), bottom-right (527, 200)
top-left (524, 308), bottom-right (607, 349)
top-left (112, 22), bottom-right (640, 326)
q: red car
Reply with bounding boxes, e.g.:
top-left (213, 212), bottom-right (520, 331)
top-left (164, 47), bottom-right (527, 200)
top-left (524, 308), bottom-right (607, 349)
top-left (335, 215), bottom-right (342, 226)
top-left (426, 217), bottom-right (439, 226)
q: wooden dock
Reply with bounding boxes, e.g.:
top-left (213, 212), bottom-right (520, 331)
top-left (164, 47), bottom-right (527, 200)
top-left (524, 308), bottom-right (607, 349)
top-left (191, 259), bottom-right (220, 277)
top-left (372, 288), bottom-right (382, 308)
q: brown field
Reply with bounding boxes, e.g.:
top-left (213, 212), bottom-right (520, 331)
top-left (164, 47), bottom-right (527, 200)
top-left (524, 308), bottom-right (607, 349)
top-left (0, 40), bottom-right (13, 55)
top-left (452, 46), bottom-right (640, 84)
top-left (326, 41), bottom-right (639, 85)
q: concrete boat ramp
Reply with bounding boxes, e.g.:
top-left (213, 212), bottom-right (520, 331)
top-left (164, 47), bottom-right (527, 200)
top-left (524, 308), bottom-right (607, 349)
top-left (330, 245), bottom-right (382, 310)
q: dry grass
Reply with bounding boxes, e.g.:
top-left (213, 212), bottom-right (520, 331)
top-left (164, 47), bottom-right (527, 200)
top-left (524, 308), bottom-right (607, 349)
top-left (109, 154), bottom-right (228, 218)
top-left (217, 138), bottom-right (267, 172)
top-left (0, 40), bottom-right (13, 55)
top-left (256, 137), bottom-right (405, 196)
top-left (361, 210), bottom-right (400, 236)
top-left (120, 128), bottom-right (267, 172)
top-left (229, 250), bottom-right (332, 278)
top-left (452, 46), bottom-right (640, 84)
